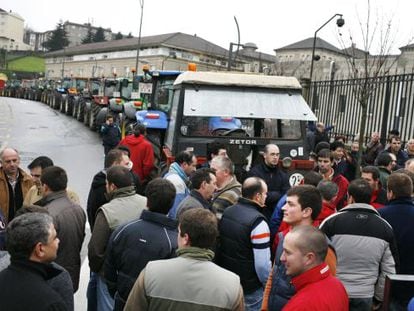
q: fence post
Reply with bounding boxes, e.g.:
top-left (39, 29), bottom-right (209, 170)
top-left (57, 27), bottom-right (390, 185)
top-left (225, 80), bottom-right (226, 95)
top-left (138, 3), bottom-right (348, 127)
top-left (380, 76), bottom-right (392, 145)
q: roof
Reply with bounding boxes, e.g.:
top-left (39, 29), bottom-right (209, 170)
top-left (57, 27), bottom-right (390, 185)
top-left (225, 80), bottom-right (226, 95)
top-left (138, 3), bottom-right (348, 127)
top-left (275, 37), bottom-right (344, 54)
top-left (44, 32), bottom-right (229, 58)
top-left (174, 71), bottom-right (302, 90)
top-left (238, 49), bottom-right (277, 63)
top-left (342, 45), bottom-right (369, 58)
top-left (400, 43), bottom-right (414, 50)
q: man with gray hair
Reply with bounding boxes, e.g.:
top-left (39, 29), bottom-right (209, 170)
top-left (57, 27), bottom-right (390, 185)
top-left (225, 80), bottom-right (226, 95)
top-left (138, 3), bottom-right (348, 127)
top-left (210, 155), bottom-right (241, 218)
top-left (0, 213), bottom-right (66, 310)
top-left (0, 147), bottom-right (34, 222)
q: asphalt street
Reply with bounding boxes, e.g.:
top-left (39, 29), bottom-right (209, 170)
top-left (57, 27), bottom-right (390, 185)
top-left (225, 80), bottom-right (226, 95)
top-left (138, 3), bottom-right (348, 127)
top-left (0, 96), bottom-right (104, 310)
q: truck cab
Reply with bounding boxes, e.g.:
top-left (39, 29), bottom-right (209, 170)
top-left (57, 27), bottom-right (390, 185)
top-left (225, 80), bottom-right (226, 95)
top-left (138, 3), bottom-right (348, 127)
top-left (163, 71), bottom-right (317, 185)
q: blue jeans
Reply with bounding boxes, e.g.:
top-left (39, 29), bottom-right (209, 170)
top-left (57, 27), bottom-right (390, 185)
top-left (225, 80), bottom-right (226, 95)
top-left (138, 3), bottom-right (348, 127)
top-left (349, 297), bottom-right (373, 311)
top-left (87, 272), bottom-right (97, 311)
top-left (244, 287), bottom-right (264, 311)
top-left (97, 274), bottom-right (114, 311)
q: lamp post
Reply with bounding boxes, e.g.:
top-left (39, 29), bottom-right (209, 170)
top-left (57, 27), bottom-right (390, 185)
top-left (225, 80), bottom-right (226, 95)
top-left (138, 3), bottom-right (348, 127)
top-left (309, 14), bottom-right (344, 83)
top-left (134, 0), bottom-right (144, 76)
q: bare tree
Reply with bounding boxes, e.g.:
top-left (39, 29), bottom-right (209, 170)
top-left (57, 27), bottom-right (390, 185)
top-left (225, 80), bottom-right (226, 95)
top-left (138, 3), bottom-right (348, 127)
top-left (339, 0), bottom-right (409, 176)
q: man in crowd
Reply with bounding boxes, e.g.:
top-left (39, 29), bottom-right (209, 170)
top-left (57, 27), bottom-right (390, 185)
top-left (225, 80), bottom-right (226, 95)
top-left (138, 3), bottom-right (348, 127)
top-left (124, 208), bottom-right (244, 311)
top-left (263, 185), bottom-right (327, 310)
top-left (104, 178), bottom-right (178, 311)
top-left (269, 171), bottom-right (322, 241)
top-left (379, 136), bottom-right (408, 170)
top-left (361, 166), bottom-right (387, 209)
top-left (201, 141), bottom-right (228, 168)
top-left (315, 180), bottom-right (338, 225)
top-left (0, 213), bottom-right (67, 310)
top-left (0, 148), bottom-right (34, 221)
top-left (101, 115), bottom-right (121, 156)
top-left (377, 152), bottom-right (394, 189)
top-left (280, 226), bottom-right (348, 311)
top-left (405, 138), bottom-right (414, 159)
top-left (210, 155), bottom-right (241, 218)
top-left (87, 148), bottom-right (135, 229)
top-left (36, 166), bottom-right (86, 292)
top-left (320, 179), bottom-right (397, 310)
top-left (88, 165), bottom-right (147, 310)
top-left (24, 156), bottom-right (79, 206)
top-left (363, 131), bottom-right (383, 165)
top-left (249, 144), bottom-right (290, 219)
top-left (379, 173), bottom-right (414, 310)
top-left (165, 150), bottom-right (197, 216)
top-left (119, 123), bottom-right (154, 184)
top-left (317, 149), bottom-right (349, 210)
top-left (175, 168), bottom-right (217, 219)
top-left (217, 177), bottom-right (271, 310)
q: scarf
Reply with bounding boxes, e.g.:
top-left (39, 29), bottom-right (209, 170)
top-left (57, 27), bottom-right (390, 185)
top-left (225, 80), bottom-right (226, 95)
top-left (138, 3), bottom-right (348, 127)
top-left (176, 246), bottom-right (214, 261)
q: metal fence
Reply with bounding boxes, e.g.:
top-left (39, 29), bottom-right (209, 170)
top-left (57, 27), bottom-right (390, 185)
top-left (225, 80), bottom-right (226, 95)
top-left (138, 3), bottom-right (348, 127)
top-left (309, 74), bottom-right (414, 144)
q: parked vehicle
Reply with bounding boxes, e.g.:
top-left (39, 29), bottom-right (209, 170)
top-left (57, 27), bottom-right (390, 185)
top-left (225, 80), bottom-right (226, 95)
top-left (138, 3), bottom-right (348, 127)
top-left (161, 71), bottom-right (317, 185)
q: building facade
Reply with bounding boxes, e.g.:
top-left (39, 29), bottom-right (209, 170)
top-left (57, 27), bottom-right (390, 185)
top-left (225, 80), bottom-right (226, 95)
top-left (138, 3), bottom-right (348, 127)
top-left (44, 32), bottom-right (278, 79)
top-left (0, 8), bottom-right (31, 51)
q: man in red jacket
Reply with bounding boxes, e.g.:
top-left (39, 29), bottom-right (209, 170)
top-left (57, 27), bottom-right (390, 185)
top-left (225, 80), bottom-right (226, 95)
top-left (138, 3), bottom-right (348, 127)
top-left (119, 124), bottom-right (154, 184)
top-left (281, 226), bottom-right (349, 311)
top-left (317, 148), bottom-right (349, 210)
top-left (361, 166), bottom-right (387, 209)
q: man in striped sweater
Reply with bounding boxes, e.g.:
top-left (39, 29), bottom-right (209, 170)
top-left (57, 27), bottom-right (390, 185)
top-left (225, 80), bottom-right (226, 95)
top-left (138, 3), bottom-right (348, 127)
top-left (217, 177), bottom-right (271, 311)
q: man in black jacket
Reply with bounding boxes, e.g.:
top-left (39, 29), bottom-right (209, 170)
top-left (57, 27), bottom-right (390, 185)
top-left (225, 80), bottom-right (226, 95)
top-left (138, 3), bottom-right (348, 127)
top-left (248, 144), bottom-right (290, 219)
top-left (0, 212), bottom-right (66, 311)
top-left (104, 178), bottom-right (178, 311)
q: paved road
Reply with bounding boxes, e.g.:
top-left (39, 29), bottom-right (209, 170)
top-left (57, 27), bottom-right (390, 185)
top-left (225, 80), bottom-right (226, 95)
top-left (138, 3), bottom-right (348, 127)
top-left (0, 96), bottom-right (103, 310)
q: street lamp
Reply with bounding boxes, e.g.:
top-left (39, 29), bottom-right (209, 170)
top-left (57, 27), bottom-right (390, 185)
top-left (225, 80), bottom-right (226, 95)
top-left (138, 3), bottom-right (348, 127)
top-left (134, 0), bottom-right (144, 76)
top-left (309, 14), bottom-right (344, 83)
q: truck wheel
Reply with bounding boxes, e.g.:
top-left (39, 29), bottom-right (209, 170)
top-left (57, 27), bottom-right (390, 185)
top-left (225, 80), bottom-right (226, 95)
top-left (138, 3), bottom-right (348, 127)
top-left (77, 102), bottom-right (85, 122)
top-left (89, 104), bottom-right (100, 131)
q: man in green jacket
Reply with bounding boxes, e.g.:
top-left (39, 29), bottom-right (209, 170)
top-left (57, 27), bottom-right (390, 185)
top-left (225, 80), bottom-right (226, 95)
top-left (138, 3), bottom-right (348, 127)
top-left (124, 208), bottom-right (244, 311)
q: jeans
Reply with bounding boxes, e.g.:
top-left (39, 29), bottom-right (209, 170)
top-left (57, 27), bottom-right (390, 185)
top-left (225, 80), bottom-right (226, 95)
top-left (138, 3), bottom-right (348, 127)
top-left (244, 287), bottom-right (264, 311)
top-left (349, 297), bottom-right (373, 311)
top-left (86, 272), bottom-right (97, 311)
top-left (97, 274), bottom-right (114, 311)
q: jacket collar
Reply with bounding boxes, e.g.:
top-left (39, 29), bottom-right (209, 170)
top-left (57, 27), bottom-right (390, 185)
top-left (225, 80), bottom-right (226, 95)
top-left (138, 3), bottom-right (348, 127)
top-left (10, 258), bottom-right (62, 280)
top-left (340, 202), bottom-right (380, 215)
top-left (36, 190), bottom-right (67, 206)
top-left (189, 190), bottom-right (211, 209)
top-left (107, 186), bottom-right (136, 201)
top-left (386, 197), bottom-right (414, 206)
top-left (140, 209), bottom-right (178, 230)
top-left (238, 197), bottom-right (263, 210)
top-left (291, 263), bottom-right (330, 291)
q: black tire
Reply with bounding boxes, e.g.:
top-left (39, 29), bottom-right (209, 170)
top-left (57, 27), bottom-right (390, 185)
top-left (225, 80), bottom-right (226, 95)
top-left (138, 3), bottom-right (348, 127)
top-left (77, 101), bottom-right (85, 122)
top-left (88, 104), bottom-right (100, 131)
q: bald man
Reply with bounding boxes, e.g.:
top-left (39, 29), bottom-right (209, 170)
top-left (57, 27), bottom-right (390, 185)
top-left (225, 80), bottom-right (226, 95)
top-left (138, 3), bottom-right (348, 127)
top-left (0, 148), bottom-right (34, 221)
top-left (281, 226), bottom-right (348, 311)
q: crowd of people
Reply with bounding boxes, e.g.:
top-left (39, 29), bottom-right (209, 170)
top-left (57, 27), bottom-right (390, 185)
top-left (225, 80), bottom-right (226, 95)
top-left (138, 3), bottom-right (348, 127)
top-left (0, 120), bottom-right (413, 311)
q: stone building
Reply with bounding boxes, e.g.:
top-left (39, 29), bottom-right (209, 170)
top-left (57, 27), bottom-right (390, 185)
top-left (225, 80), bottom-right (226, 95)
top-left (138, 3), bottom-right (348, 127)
top-left (44, 32), bottom-right (278, 79)
top-left (0, 8), bottom-right (31, 51)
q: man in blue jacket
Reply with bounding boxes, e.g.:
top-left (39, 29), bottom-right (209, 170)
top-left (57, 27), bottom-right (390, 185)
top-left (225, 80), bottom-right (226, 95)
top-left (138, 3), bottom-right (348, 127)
top-left (379, 172), bottom-right (414, 310)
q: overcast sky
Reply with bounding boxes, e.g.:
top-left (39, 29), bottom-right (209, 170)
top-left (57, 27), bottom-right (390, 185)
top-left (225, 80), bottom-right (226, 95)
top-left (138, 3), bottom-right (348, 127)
top-left (4, 0), bottom-right (414, 54)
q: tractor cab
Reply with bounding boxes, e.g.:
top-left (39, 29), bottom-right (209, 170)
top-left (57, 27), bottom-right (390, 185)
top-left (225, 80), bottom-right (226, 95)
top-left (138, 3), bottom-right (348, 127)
top-left (163, 71), bottom-right (317, 185)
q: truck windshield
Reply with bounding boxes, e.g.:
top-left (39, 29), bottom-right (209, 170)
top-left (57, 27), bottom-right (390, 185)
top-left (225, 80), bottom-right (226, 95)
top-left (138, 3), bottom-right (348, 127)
top-left (153, 79), bottom-right (174, 113)
top-left (179, 86), bottom-right (312, 140)
top-left (181, 116), bottom-right (301, 139)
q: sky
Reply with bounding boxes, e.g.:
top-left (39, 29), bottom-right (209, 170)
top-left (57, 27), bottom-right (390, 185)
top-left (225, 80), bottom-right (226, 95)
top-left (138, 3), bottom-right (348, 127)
top-left (4, 0), bottom-right (414, 55)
